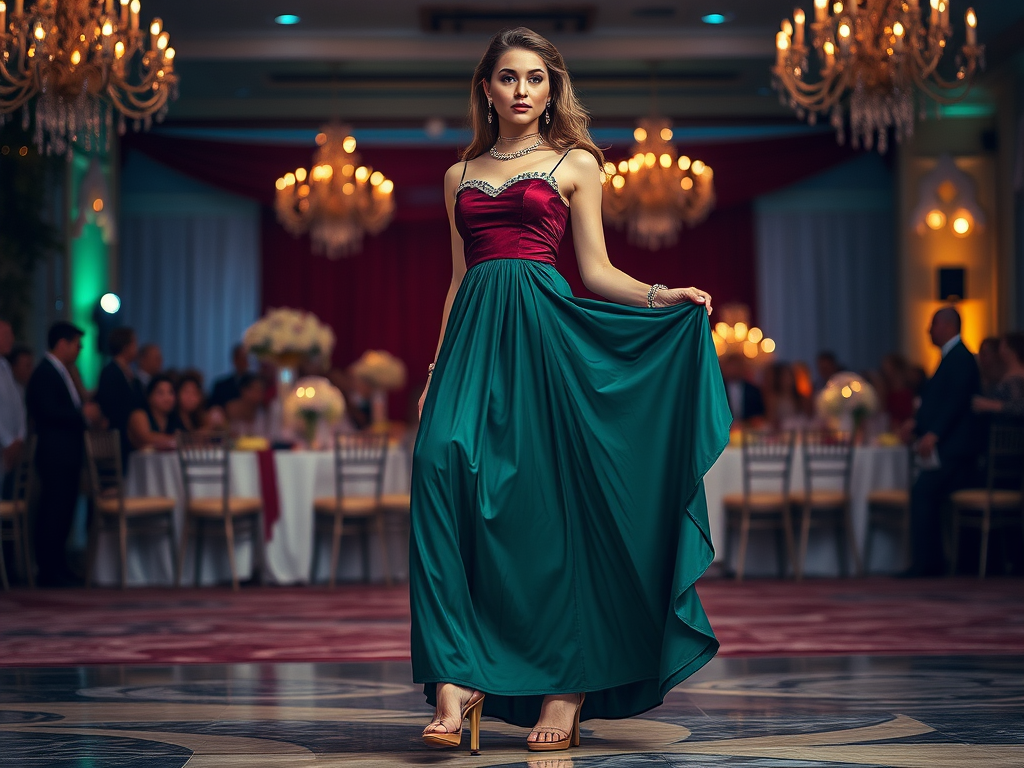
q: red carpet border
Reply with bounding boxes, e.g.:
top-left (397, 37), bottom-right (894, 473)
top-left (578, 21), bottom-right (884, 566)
top-left (1, 579), bottom-right (1021, 668)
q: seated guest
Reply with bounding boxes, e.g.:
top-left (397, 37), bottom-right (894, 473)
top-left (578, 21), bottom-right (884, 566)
top-left (175, 372), bottom-right (208, 432)
top-left (7, 344), bottom-right (33, 395)
top-left (26, 321), bottom-right (103, 586)
top-left (815, 350), bottom-right (842, 391)
top-left (225, 373), bottom-right (271, 437)
top-left (135, 343), bottom-right (163, 390)
top-left (95, 327), bottom-right (145, 462)
top-left (972, 332), bottom-right (1024, 418)
top-left (720, 353), bottom-right (764, 426)
top-left (763, 361), bottom-right (813, 430)
top-left (880, 353), bottom-right (915, 429)
top-left (899, 307), bottom-right (982, 577)
top-left (209, 344), bottom-right (250, 409)
top-left (977, 336), bottom-right (1005, 397)
top-left (127, 375), bottom-right (178, 451)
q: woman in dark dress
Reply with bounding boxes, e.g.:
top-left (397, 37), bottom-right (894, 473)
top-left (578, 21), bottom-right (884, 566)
top-left (126, 374), bottom-right (177, 451)
top-left (411, 28), bottom-right (731, 754)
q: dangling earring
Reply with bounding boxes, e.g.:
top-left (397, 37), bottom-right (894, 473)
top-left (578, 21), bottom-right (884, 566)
top-left (545, 102), bottom-right (551, 126)
top-left (487, 99), bottom-right (493, 124)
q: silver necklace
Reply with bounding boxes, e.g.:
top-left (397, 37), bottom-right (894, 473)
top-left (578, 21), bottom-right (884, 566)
top-left (490, 137), bottom-right (543, 161)
top-left (495, 132), bottom-right (540, 143)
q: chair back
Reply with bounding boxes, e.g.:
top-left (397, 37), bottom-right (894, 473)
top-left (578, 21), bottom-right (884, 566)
top-left (84, 430), bottom-right (125, 510)
top-left (800, 428), bottom-right (854, 498)
top-left (8, 434), bottom-right (37, 513)
top-left (331, 432), bottom-right (389, 502)
top-left (984, 419), bottom-right (1024, 493)
top-left (740, 429), bottom-right (797, 500)
top-left (176, 431), bottom-right (231, 513)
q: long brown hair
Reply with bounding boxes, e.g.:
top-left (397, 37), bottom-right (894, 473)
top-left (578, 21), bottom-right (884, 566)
top-left (461, 27), bottom-right (604, 167)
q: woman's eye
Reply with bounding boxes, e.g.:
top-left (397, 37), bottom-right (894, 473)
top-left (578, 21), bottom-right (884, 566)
top-left (529, 77), bottom-right (543, 84)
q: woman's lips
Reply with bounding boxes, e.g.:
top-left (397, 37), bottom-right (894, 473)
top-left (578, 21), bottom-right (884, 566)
top-left (512, 104), bottom-right (531, 112)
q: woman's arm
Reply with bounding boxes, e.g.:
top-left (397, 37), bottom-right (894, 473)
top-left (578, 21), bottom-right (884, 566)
top-left (563, 150), bottom-right (712, 313)
top-left (418, 163), bottom-right (470, 417)
top-left (127, 409), bottom-right (174, 450)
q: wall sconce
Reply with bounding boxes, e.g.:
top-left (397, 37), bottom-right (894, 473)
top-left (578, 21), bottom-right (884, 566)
top-left (911, 154), bottom-right (985, 238)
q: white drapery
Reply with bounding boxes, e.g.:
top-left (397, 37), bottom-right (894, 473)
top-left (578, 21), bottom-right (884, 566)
top-left (118, 152), bottom-right (260, 385)
top-left (755, 155), bottom-right (897, 373)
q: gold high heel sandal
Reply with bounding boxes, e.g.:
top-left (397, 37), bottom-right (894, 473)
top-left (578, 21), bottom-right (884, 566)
top-left (422, 689), bottom-right (486, 754)
top-left (527, 692), bottom-right (585, 752)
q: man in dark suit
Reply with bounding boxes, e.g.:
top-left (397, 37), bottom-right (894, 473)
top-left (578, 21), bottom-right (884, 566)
top-left (25, 321), bottom-right (101, 587)
top-left (209, 343), bottom-right (250, 409)
top-left (95, 327), bottom-right (144, 465)
top-left (900, 307), bottom-right (982, 576)
top-left (721, 353), bottom-right (765, 425)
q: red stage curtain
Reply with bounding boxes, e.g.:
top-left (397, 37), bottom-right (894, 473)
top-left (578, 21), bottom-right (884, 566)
top-left (124, 131), bottom-right (855, 419)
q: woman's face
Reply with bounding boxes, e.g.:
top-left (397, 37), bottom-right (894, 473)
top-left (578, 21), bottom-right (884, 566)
top-left (178, 381), bottom-right (203, 413)
top-left (149, 381), bottom-right (176, 415)
top-left (483, 48), bottom-right (551, 130)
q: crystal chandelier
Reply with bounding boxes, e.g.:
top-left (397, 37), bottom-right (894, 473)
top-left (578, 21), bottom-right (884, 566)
top-left (773, 0), bottom-right (983, 153)
top-left (0, 0), bottom-right (177, 156)
top-left (601, 117), bottom-right (715, 251)
top-left (275, 124), bottom-right (396, 258)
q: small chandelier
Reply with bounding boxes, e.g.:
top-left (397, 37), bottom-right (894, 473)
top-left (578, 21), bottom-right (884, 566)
top-left (773, 0), bottom-right (983, 153)
top-left (0, 0), bottom-right (177, 156)
top-left (275, 124), bottom-right (395, 258)
top-left (601, 117), bottom-right (715, 251)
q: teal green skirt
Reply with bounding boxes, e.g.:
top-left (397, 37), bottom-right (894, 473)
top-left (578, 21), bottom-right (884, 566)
top-left (409, 258), bottom-right (731, 727)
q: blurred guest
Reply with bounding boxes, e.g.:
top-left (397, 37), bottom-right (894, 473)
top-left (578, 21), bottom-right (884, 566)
top-left (899, 307), bottom-right (982, 577)
top-left (977, 337), bottom-right (1005, 396)
top-left (720, 353), bottom-right (764, 426)
top-left (0, 319), bottom-right (26, 496)
top-left (225, 373), bottom-right (271, 437)
top-left (209, 344), bottom-right (250, 409)
top-left (763, 361), bottom-right (813, 430)
top-left (175, 372), bottom-right (208, 432)
top-left (95, 326), bottom-right (144, 462)
top-left (815, 351), bottom-right (842, 390)
top-left (972, 332), bottom-right (1024, 418)
top-left (136, 343), bottom-right (163, 389)
top-left (880, 353), bottom-right (915, 428)
top-left (26, 321), bottom-right (102, 587)
top-left (127, 375), bottom-right (178, 451)
top-left (907, 364), bottom-right (927, 398)
top-left (8, 344), bottom-right (33, 394)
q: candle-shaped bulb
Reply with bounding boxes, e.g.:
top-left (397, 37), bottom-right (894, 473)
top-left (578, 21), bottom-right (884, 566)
top-left (115, 40), bottom-right (125, 58)
top-left (814, 0), bottom-right (827, 21)
top-left (794, 8), bottom-right (805, 46)
top-left (0, 1), bottom-right (7, 31)
top-left (13, 0), bottom-right (22, 17)
top-left (150, 18), bottom-right (161, 35)
top-left (130, 0), bottom-right (139, 29)
top-left (966, 7), bottom-right (977, 44)
top-left (782, 18), bottom-right (793, 35)
top-left (776, 30), bottom-right (790, 67)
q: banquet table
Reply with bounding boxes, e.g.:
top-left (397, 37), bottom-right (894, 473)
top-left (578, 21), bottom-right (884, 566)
top-left (92, 444), bottom-right (412, 587)
top-left (702, 444), bottom-right (911, 576)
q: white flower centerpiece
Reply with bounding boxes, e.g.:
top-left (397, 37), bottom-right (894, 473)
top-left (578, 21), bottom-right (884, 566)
top-left (283, 376), bottom-right (345, 449)
top-left (350, 350), bottom-right (407, 428)
top-left (242, 308), bottom-right (336, 440)
top-left (816, 372), bottom-right (880, 442)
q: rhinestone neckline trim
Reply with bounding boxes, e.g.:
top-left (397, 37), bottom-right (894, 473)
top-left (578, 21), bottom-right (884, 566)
top-left (456, 173), bottom-right (568, 207)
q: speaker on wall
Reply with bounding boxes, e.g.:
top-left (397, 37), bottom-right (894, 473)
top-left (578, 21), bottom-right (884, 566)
top-left (937, 267), bottom-right (965, 302)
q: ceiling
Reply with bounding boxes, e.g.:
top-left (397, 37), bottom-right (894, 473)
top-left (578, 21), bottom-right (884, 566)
top-left (143, 0), bottom-right (1024, 128)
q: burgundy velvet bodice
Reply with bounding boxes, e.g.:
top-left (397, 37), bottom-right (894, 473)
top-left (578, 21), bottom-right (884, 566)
top-left (455, 173), bottom-right (569, 270)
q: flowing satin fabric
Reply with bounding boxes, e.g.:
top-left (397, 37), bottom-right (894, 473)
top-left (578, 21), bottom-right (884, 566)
top-left (409, 178), bottom-right (732, 727)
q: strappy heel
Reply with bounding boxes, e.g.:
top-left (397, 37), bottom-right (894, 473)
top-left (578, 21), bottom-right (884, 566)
top-left (527, 692), bottom-right (585, 752)
top-left (422, 688), bottom-right (486, 754)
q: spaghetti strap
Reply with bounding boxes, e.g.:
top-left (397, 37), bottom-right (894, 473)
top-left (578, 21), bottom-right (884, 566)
top-left (459, 161), bottom-right (468, 184)
top-left (550, 147), bottom-right (575, 174)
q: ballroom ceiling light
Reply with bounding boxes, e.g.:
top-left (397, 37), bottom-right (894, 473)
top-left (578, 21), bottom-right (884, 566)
top-left (274, 14), bottom-right (300, 25)
top-left (773, 0), bottom-right (984, 153)
top-left (701, 13), bottom-right (732, 24)
top-left (0, 0), bottom-right (177, 156)
top-left (601, 117), bottom-right (715, 251)
top-left (274, 123), bottom-right (396, 258)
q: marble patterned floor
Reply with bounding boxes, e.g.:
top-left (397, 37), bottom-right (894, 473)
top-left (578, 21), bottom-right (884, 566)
top-left (1, 655), bottom-right (1022, 767)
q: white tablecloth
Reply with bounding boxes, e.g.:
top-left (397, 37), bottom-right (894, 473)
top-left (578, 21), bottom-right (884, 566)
top-left (703, 444), bottom-right (910, 576)
top-left (93, 445), bottom-right (412, 587)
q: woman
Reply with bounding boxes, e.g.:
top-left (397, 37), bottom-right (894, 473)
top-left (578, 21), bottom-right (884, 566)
top-left (174, 372), bottom-right (207, 432)
top-left (126, 375), bottom-right (177, 451)
top-left (763, 362), bottom-right (812, 430)
top-left (973, 332), bottom-right (1024, 418)
top-left (412, 28), bottom-right (730, 754)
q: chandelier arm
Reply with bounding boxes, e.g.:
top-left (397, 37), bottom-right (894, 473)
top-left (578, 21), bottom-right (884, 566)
top-left (911, 76), bottom-right (979, 106)
top-left (777, 67), bottom-right (851, 111)
top-left (105, 85), bottom-right (170, 118)
top-left (909, 41), bottom-right (953, 81)
top-left (911, 62), bottom-right (979, 95)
